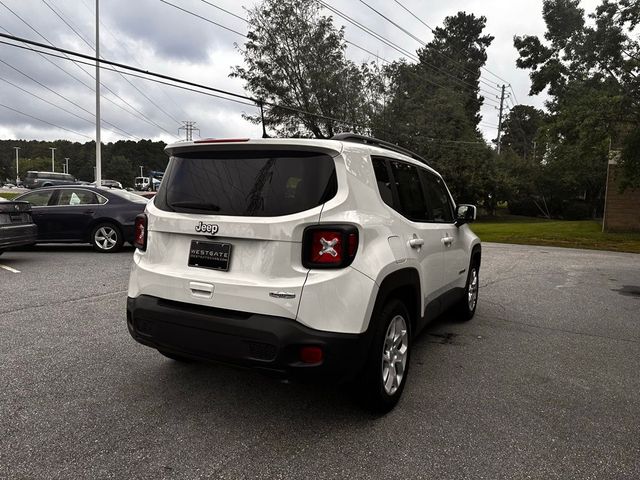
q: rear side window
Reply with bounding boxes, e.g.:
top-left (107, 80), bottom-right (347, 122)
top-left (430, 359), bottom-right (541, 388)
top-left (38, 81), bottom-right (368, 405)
top-left (372, 157), bottom-right (395, 208)
top-left (156, 150), bottom-right (337, 217)
top-left (18, 190), bottom-right (54, 206)
top-left (57, 189), bottom-right (98, 205)
top-left (389, 161), bottom-right (430, 222)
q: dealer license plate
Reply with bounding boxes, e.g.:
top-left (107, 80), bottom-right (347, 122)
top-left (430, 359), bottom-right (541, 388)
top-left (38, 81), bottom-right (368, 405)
top-left (188, 240), bottom-right (232, 271)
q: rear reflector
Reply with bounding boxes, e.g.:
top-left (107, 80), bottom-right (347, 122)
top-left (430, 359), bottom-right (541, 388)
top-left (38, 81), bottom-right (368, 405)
top-left (134, 213), bottom-right (147, 251)
top-left (193, 138), bottom-right (250, 143)
top-left (299, 346), bottom-right (323, 364)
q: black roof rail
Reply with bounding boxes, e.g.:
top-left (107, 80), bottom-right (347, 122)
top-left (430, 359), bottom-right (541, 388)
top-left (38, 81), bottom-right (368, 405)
top-left (331, 133), bottom-right (429, 166)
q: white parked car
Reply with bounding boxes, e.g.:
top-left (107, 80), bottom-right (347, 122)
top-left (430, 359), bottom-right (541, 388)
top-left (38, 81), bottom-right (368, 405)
top-left (126, 134), bottom-right (481, 411)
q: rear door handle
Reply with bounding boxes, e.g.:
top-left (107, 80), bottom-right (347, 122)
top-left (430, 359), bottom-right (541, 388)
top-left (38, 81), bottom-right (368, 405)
top-left (408, 238), bottom-right (424, 248)
top-left (441, 236), bottom-right (453, 246)
top-left (84, 210), bottom-right (95, 214)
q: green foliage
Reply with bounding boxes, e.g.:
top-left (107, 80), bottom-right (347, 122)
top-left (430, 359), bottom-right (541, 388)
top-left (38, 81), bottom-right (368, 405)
top-left (373, 12), bottom-right (496, 207)
top-left (513, 0), bottom-right (640, 215)
top-left (231, 0), bottom-right (379, 138)
top-left (500, 105), bottom-right (546, 159)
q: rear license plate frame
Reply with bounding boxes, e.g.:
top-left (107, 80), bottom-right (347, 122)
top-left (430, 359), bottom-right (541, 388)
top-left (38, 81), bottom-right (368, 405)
top-left (188, 240), bottom-right (232, 271)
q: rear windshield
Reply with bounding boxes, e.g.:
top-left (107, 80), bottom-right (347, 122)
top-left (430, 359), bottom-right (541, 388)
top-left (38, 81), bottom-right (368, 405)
top-left (107, 189), bottom-right (149, 204)
top-left (155, 150), bottom-right (337, 217)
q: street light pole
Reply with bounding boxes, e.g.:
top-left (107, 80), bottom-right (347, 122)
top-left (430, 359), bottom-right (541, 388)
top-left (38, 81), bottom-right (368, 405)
top-left (49, 147), bottom-right (56, 172)
top-left (64, 157), bottom-right (70, 175)
top-left (139, 165), bottom-right (143, 177)
top-left (95, 0), bottom-right (102, 187)
top-left (13, 146), bottom-right (20, 184)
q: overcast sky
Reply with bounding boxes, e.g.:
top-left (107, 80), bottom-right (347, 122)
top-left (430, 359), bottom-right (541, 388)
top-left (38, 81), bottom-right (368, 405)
top-left (0, 0), bottom-right (601, 146)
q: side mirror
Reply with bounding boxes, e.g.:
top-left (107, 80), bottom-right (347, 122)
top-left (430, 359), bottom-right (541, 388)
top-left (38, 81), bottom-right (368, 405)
top-left (455, 204), bottom-right (477, 227)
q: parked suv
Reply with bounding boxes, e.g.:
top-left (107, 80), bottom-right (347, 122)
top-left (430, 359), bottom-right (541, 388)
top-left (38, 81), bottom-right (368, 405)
top-left (23, 171), bottom-right (76, 189)
top-left (126, 134), bottom-right (481, 411)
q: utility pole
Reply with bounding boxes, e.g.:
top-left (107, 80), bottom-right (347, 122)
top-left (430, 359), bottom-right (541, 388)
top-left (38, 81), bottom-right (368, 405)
top-left (13, 146), bottom-right (20, 184)
top-left (496, 84), bottom-right (506, 155)
top-left (64, 157), bottom-right (70, 175)
top-left (179, 121), bottom-right (199, 141)
top-left (95, 0), bottom-right (102, 186)
top-left (49, 147), bottom-right (56, 172)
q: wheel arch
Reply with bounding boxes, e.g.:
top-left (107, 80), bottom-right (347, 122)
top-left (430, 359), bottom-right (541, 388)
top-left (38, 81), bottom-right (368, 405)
top-left (370, 267), bottom-right (421, 334)
top-left (471, 243), bottom-right (482, 269)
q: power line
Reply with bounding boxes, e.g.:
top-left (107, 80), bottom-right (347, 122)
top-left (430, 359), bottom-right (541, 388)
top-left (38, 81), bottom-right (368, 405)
top-left (191, 0), bottom-right (497, 106)
top-left (0, 38), bottom-right (256, 108)
top-left (362, 0), bottom-right (503, 94)
top-left (199, 0), bottom-right (246, 23)
top-left (159, 0), bottom-right (247, 38)
top-left (0, 32), bottom-right (487, 146)
top-left (78, 0), bottom-right (190, 121)
top-left (0, 102), bottom-right (92, 139)
top-left (0, 72), bottom-right (140, 140)
top-left (0, 57), bottom-right (139, 139)
top-left (0, 0), bottom-right (179, 138)
top-left (391, 0), bottom-right (512, 86)
top-left (44, 0), bottom-right (183, 128)
top-left (318, 1), bottom-right (500, 102)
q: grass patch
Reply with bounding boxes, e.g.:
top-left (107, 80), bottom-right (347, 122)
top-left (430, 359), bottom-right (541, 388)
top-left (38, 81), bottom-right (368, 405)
top-left (471, 218), bottom-right (640, 254)
top-left (0, 192), bottom-right (20, 200)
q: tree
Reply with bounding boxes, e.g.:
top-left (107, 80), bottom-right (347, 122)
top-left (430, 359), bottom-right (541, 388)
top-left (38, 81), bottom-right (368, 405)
top-left (231, 0), bottom-right (377, 138)
top-left (373, 13), bottom-right (497, 207)
top-left (499, 105), bottom-right (546, 160)
top-left (514, 0), bottom-right (640, 202)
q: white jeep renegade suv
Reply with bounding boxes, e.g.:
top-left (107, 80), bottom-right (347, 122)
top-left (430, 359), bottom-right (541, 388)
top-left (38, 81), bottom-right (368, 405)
top-left (126, 134), bottom-right (481, 411)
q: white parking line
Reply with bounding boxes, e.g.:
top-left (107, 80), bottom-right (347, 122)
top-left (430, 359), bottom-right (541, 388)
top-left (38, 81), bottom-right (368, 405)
top-left (0, 264), bottom-right (20, 273)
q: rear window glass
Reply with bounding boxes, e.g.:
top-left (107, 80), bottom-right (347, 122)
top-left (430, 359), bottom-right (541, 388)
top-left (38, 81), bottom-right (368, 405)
top-left (107, 189), bottom-right (148, 204)
top-left (156, 150), bottom-right (337, 217)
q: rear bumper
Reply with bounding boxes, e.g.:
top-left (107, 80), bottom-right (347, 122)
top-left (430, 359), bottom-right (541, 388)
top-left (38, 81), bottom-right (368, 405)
top-left (0, 224), bottom-right (37, 249)
top-left (126, 295), bottom-right (372, 382)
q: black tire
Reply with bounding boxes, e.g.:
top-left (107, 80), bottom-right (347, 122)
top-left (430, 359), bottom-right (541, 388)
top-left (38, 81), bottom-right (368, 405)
top-left (158, 349), bottom-right (193, 362)
top-left (359, 298), bottom-right (412, 413)
top-left (456, 260), bottom-right (480, 321)
top-left (90, 222), bottom-right (123, 253)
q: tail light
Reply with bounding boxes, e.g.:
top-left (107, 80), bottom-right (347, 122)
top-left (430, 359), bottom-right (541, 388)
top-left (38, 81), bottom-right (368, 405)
top-left (134, 214), bottom-right (147, 251)
top-left (302, 225), bottom-right (359, 269)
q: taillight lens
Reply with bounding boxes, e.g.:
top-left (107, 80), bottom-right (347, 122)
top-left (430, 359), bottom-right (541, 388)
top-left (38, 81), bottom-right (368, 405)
top-left (134, 214), bottom-right (147, 251)
top-left (302, 225), bottom-right (358, 269)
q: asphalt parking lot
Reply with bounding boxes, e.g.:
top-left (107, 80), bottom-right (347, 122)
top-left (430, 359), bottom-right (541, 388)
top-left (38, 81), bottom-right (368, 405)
top-left (1, 243), bottom-right (639, 479)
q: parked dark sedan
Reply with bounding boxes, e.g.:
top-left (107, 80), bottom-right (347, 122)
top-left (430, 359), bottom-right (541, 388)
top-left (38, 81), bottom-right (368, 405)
top-left (14, 186), bottom-right (147, 253)
top-left (0, 197), bottom-right (38, 255)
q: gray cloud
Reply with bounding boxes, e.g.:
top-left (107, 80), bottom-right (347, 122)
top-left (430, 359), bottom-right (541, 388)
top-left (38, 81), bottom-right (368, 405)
top-left (0, 0), bottom-right (603, 145)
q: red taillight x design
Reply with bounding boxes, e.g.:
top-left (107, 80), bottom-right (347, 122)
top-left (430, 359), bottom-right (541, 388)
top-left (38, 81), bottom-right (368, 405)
top-left (134, 214), bottom-right (147, 251)
top-left (302, 225), bottom-right (358, 269)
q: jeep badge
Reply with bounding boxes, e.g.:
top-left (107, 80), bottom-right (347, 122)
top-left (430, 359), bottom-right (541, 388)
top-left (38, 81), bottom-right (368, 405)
top-left (195, 221), bottom-right (218, 234)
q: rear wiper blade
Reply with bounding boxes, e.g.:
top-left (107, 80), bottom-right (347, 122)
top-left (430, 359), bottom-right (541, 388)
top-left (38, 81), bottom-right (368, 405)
top-left (171, 201), bottom-right (221, 211)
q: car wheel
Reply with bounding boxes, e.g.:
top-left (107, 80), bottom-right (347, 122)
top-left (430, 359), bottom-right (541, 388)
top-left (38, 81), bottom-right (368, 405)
top-left (158, 349), bottom-right (193, 362)
top-left (360, 298), bottom-right (411, 413)
top-left (456, 260), bottom-right (479, 321)
top-left (91, 223), bottom-right (123, 253)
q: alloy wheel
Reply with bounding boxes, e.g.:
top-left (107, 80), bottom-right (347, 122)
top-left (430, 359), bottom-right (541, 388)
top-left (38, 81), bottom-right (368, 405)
top-left (381, 314), bottom-right (409, 395)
